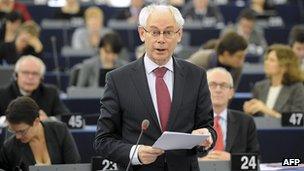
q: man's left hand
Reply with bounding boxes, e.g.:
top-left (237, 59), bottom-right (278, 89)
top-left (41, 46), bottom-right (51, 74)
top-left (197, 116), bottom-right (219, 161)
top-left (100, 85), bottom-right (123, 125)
top-left (192, 128), bottom-right (213, 149)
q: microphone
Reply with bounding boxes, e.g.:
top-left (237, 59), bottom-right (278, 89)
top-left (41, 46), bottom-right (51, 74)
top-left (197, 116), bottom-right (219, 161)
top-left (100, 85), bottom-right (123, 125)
top-left (126, 119), bottom-right (150, 171)
top-left (50, 36), bottom-right (62, 91)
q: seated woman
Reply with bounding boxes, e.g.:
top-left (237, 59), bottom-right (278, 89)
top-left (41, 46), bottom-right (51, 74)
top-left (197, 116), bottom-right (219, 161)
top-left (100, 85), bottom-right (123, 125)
top-left (71, 6), bottom-right (111, 50)
top-left (0, 11), bottom-right (23, 43)
top-left (243, 44), bottom-right (304, 118)
top-left (0, 96), bottom-right (80, 170)
top-left (0, 21), bottom-right (43, 64)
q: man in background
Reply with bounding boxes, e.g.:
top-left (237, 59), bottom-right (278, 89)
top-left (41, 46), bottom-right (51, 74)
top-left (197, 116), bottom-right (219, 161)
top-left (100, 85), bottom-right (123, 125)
top-left (95, 4), bottom-right (216, 171)
top-left (200, 67), bottom-right (259, 160)
top-left (0, 55), bottom-right (69, 119)
top-left (289, 24), bottom-right (304, 70)
top-left (188, 32), bottom-right (247, 89)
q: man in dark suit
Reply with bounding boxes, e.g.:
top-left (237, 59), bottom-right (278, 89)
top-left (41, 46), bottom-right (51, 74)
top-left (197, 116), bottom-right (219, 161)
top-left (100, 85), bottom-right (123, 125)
top-left (200, 67), bottom-right (259, 160)
top-left (94, 4), bottom-right (216, 171)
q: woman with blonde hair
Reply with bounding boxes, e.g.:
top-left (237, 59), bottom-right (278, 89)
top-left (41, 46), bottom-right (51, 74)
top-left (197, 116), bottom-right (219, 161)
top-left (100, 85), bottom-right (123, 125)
top-left (71, 6), bottom-right (111, 50)
top-left (243, 44), bottom-right (304, 118)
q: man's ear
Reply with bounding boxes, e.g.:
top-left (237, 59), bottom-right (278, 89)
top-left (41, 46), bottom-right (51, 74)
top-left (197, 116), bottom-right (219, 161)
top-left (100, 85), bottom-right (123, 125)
top-left (228, 88), bottom-right (235, 100)
top-left (177, 29), bottom-right (183, 43)
top-left (138, 27), bottom-right (145, 42)
top-left (13, 72), bottom-right (18, 80)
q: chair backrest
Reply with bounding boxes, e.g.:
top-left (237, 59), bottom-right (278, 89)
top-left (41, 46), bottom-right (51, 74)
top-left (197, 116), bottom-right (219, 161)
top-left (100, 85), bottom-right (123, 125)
top-left (0, 66), bottom-right (14, 87)
top-left (67, 87), bottom-right (105, 99)
top-left (69, 64), bottom-right (82, 86)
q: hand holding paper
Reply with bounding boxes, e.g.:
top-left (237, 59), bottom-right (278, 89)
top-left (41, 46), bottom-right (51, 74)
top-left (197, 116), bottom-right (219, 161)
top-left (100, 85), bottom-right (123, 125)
top-left (152, 131), bottom-right (210, 150)
top-left (192, 128), bottom-right (213, 149)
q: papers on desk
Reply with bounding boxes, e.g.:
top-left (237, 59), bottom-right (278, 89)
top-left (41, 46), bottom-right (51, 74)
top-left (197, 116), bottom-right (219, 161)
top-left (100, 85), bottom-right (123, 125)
top-left (260, 163), bottom-right (304, 170)
top-left (152, 131), bottom-right (209, 150)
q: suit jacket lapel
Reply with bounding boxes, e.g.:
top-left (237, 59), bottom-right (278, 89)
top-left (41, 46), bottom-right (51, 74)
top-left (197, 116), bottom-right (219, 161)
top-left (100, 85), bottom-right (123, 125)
top-left (130, 58), bottom-right (162, 133)
top-left (225, 110), bottom-right (239, 151)
top-left (167, 58), bottom-right (186, 131)
top-left (260, 81), bottom-right (270, 103)
top-left (273, 85), bottom-right (290, 112)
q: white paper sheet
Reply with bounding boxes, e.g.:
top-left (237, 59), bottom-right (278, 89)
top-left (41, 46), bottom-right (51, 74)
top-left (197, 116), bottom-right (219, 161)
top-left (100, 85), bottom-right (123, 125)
top-left (152, 131), bottom-right (209, 150)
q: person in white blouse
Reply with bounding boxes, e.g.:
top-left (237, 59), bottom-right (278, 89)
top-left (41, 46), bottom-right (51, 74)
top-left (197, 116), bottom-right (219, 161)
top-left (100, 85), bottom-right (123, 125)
top-left (243, 44), bottom-right (304, 118)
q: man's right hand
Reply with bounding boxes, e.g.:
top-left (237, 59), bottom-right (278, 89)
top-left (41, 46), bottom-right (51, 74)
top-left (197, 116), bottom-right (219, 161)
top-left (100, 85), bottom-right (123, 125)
top-left (138, 145), bottom-right (164, 165)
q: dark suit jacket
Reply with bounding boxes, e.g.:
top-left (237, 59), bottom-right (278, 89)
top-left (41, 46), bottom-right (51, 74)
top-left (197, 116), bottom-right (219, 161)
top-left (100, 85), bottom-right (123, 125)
top-left (94, 57), bottom-right (216, 171)
top-left (225, 110), bottom-right (259, 154)
top-left (0, 121), bottom-right (81, 171)
top-left (252, 80), bottom-right (304, 114)
top-left (0, 81), bottom-right (69, 116)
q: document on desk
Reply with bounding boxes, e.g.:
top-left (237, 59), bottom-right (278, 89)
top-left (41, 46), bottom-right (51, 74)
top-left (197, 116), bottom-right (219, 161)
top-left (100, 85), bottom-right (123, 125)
top-left (152, 131), bottom-right (209, 150)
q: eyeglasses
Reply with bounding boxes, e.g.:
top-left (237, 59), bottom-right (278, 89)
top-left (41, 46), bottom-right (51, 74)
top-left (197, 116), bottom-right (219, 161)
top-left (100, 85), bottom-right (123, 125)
top-left (19, 70), bottom-right (41, 77)
top-left (208, 82), bottom-right (232, 90)
top-left (8, 126), bottom-right (31, 137)
top-left (141, 27), bottom-right (180, 39)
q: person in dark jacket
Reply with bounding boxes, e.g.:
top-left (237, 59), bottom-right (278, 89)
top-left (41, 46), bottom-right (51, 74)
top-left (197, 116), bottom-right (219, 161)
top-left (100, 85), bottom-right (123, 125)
top-left (0, 96), bottom-right (80, 171)
top-left (0, 55), bottom-right (69, 119)
top-left (0, 21), bottom-right (43, 65)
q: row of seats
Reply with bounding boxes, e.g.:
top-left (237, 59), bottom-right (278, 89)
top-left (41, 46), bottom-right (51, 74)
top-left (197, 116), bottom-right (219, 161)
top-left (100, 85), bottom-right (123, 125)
top-left (27, 4), bottom-right (302, 25)
top-left (39, 22), bottom-right (292, 53)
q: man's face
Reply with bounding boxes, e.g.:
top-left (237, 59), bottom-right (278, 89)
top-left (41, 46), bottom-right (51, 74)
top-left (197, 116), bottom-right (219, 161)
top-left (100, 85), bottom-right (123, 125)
top-left (138, 9), bottom-right (182, 65)
top-left (222, 50), bottom-right (246, 68)
top-left (292, 42), bottom-right (304, 61)
top-left (17, 59), bottom-right (42, 94)
top-left (238, 18), bottom-right (254, 39)
top-left (207, 71), bottom-right (234, 109)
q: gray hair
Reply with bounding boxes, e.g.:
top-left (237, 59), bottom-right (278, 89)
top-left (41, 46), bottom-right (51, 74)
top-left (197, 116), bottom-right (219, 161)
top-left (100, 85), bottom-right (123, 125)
top-left (15, 55), bottom-right (46, 76)
top-left (207, 67), bottom-right (234, 88)
top-left (138, 4), bottom-right (185, 28)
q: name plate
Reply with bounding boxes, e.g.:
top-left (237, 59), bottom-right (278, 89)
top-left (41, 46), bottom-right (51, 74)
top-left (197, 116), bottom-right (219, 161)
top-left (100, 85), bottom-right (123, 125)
top-left (281, 112), bottom-right (304, 127)
top-left (61, 114), bottom-right (85, 129)
top-left (91, 156), bottom-right (118, 171)
top-left (231, 153), bottom-right (258, 171)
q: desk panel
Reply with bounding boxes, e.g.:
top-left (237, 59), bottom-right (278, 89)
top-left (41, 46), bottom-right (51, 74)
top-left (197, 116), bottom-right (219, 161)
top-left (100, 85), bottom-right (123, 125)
top-left (70, 126), bottom-right (304, 163)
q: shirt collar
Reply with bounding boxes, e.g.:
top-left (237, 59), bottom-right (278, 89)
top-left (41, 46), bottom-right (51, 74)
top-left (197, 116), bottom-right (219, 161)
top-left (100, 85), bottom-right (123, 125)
top-left (214, 108), bottom-right (228, 121)
top-left (144, 53), bottom-right (174, 74)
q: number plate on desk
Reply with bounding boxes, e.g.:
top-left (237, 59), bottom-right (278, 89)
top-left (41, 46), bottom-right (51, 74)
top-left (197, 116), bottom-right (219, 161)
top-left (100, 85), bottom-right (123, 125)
top-left (282, 112), bottom-right (304, 127)
top-left (231, 153), bottom-right (258, 171)
top-left (61, 114), bottom-right (85, 129)
top-left (91, 156), bottom-right (118, 171)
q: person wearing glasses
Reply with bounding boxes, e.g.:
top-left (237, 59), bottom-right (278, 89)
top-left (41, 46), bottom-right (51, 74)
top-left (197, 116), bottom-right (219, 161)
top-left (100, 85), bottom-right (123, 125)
top-left (94, 4), bottom-right (216, 171)
top-left (199, 67), bottom-right (259, 160)
top-left (0, 96), bottom-right (80, 170)
top-left (0, 55), bottom-right (69, 119)
top-left (188, 31), bottom-right (247, 89)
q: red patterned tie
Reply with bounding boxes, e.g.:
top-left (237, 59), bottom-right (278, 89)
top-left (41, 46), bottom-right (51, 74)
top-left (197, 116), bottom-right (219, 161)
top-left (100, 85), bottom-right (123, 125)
top-left (154, 67), bottom-right (171, 131)
top-left (214, 115), bottom-right (224, 150)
